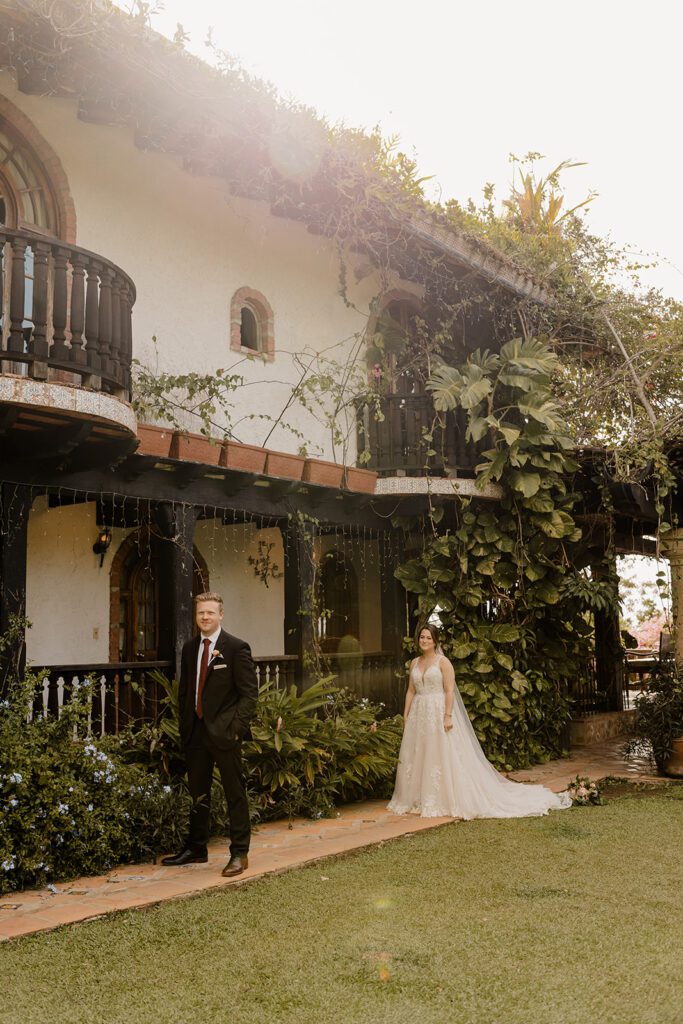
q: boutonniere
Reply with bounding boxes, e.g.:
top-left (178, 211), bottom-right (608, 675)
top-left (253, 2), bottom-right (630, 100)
top-left (210, 649), bottom-right (223, 661)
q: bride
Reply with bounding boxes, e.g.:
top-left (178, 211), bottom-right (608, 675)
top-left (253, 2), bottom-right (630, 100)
top-left (388, 623), bottom-right (572, 819)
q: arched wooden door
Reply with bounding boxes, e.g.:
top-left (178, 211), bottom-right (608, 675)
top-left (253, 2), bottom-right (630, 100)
top-left (113, 531), bottom-right (209, 662)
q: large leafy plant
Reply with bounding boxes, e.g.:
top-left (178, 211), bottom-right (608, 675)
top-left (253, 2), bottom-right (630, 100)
top-left (395, 336), bottom-right (609, 769)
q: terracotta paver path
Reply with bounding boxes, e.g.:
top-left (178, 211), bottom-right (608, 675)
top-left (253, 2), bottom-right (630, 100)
top-left (0, 738), bottom-right (673, 942)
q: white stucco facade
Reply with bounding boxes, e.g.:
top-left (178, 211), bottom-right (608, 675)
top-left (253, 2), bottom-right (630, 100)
top-left (0, 73), bottom-right (395, 462)
top-left (25, 498), bottom-right (122, 665)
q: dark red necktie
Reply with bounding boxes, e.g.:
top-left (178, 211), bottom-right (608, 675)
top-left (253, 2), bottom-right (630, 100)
top-left (196, 638), bottom-right (211, 718)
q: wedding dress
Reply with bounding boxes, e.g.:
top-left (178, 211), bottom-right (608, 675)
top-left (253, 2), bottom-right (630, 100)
top-left (388, 657), bottom-right (572, 819)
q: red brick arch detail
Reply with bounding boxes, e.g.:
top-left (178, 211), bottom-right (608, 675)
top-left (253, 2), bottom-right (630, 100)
top-left (0, 94), bottom-right (77, 242)
top-left (108, 529), bottom-right (210, 662)
top-left (230, 286), bottom-right (275, 362)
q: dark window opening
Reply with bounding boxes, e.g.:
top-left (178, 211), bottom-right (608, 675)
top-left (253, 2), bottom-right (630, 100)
top-left (240, 305), bottom-right (261, 351)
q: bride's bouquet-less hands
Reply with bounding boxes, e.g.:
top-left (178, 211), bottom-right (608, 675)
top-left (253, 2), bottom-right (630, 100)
top-left (566, 775), bottom-right (601, 806)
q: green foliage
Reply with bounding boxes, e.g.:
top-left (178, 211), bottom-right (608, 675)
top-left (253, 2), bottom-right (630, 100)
top-left (0, 673), bottom-right (189, 894)
top-left (397, 336), bottom-right (616, 769)
top-left (625, 657), bottom-right (683, 772)
top-left (122, 671), bottom-right (403, 824)
top-left (246, 680), bottom-right (403, 821)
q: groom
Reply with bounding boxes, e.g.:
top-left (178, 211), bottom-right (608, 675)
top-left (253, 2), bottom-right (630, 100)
top-left (161, 591), bottom-right (258, 876)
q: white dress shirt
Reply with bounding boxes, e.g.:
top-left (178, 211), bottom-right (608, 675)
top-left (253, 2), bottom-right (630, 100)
top-left (195, 627), bottom-right (222, 705)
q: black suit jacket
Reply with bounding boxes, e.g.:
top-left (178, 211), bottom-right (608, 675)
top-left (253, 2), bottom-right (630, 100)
top-left (178, 629), bottom-right (258, 751)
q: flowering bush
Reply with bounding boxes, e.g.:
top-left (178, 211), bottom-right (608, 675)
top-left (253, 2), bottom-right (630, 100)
top-left (0, 673), bottom-right (189, 894)
top-left (566, 775), bottom-right (601, 806)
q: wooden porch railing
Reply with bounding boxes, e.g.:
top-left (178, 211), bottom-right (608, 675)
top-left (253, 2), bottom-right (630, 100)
top-left (30, 661), bottom-right (173, 736)
top-left (569, 656), bottom-right (628, 716)
top-left (357, 395), bottom-right (484, 477)
top-left (0, 228), bottom-right (135, 400)
top-left (32, 652), bottom-right (404, 735)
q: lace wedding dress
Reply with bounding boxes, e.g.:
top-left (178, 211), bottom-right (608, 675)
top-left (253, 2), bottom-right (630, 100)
top-left (388, 658), bottom-right (572, 819)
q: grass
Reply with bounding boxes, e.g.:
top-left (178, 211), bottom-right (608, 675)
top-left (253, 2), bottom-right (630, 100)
top-left (2, 785), bottom-right (682, 1024)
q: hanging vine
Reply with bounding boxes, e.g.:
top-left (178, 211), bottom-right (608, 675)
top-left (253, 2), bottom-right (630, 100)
top-left (394, 336), bottom-right (622, 769)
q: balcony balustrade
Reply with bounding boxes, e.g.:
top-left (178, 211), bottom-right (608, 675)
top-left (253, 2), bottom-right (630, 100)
top-left (358, 394), bottom-right (484, 477)
top-left (0, 228), bottom-right (135, 401)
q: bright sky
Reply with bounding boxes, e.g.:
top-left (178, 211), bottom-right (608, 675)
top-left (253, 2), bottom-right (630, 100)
top-left (127, 0), bottom-right (683, 301)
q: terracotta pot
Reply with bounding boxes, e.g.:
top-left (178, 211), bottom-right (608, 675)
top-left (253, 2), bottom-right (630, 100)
top-left (220, 440), bottom-right (267, 474)
top-left (265, 450), bottom-right (305, 480)
top-left (343, 466), bottom-right (378, 494)
top-left (136, 424), bottom-right (173, 458)
top-left (170, 431), bottom-right (222, 465)
top-left (665, 736), bottom-right (683, 777)
top-left (302, 458), bottom-right (344, 488)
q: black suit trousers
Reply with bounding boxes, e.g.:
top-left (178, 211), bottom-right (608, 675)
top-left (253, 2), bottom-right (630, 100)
top-left (185, 713), bottom-right (250, 855)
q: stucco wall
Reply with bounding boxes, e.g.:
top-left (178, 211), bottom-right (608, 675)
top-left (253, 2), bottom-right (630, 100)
top-left (195, 522), bottom-right (285, 657)
top-left (0, 75), bottom-right (390, 462)
top-left (25, 498), bottom-right (125, 665)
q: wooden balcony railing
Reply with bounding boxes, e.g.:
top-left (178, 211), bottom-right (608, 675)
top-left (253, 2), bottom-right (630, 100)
top-left (0, 228), bottom-right (135, 400)
top-left (357, 394), bottom-right (484, 477)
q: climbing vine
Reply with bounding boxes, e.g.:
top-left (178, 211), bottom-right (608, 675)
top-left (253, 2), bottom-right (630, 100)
top-left (395, 337), bottom-right (620, 769)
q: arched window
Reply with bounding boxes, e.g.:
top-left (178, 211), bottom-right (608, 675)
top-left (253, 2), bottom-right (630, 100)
top-left (230, 287), bottom-right (275, 361)
top-left (0, 99), bottom-right (76, 374)
top-left (240, 302), bottom-right (261, 351)
top-left (0, 97), bottom-right (76, 240)
top-left (370, 290), bottom-right (424, 396)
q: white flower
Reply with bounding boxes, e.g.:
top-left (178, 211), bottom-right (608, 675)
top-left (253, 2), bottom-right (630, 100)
top-left (87, 804), bottom-right (94, 812)
top-left (9, 798), bottom-right (18, 807)
top-left (58, 802), bottom-right (69, 814)
top-left (1, 856), bottom-right (16, 871)
top-left (162, 785), bottom-right (171, 794)
top-left (9, 772), bottom-right (22, 784)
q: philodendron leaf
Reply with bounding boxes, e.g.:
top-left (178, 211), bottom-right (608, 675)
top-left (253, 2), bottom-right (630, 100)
top-left (489, 624), bottom-right (521, 643)
top-left (508, 470), bottom-right (542, 497)
top-left (499, 425), bottom-right (521, 445)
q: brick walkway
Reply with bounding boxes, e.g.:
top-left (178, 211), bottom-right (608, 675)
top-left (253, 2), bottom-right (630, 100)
top-left (0, 738), bottom-right (672, 942)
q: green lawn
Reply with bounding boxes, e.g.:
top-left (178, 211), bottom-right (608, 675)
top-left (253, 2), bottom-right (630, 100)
top-left (2, 785), bottom-right (682, 1024)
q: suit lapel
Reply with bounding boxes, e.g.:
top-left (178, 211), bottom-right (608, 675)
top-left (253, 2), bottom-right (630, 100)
top-left (204, 629), bottom-right (230, 682)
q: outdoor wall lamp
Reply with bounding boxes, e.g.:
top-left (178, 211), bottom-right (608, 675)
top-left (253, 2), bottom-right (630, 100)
top-left (92, 528), bottom-right (112, 567)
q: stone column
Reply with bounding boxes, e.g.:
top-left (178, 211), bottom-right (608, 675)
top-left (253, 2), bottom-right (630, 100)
top-left (661, 529), bottom-right (683, 668)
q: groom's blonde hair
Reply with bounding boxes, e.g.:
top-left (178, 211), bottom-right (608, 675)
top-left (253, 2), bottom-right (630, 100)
top-left (194, 591), bottom-right (224, 608)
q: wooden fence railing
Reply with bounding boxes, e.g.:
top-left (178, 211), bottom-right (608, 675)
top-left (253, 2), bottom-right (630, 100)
top-left (31, 652), bottom-right (404, 735)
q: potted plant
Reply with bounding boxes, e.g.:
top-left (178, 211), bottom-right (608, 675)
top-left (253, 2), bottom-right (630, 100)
top-left (302, 457), bottom-right (344, 488)
top-left (221, 440), bottom-right (267, 474)
top-left (264, 449), bottom-right (305, 481)
top-left (625, 656), bottom-right (683, 776)
top-left (342, 465), bottom-right (378, 494)
top-left (170, 431), bottom-right (222, 465)
top-left (136, 424), bottom-right (173, 458)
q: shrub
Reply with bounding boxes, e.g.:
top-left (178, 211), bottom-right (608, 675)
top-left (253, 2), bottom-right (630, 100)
top-left (0, 674), bottom-right (189, 894)
top-left (625, 657), bottom-right (683, 772)
top-left (124, 672), bottom-right (403, 823)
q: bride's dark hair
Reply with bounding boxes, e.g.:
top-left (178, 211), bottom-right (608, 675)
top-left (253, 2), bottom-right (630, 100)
top-left (416, 622), bottom-right (440, 649)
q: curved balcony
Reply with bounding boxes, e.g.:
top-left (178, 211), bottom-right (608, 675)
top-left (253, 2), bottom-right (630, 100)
top-left (0, 228), bottom-right (134, 396)
top-left (0, 228), bottom-right (137, 467)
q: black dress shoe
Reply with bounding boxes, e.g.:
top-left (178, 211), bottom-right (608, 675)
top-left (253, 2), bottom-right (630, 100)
top-left (160, 848), bottom-right (208, 866)
top-left (221, 854), bottom-right (248, 877)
